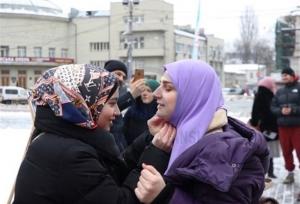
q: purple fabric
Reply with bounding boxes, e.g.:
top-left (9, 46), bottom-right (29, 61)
top-left (166, 117), bottom-right (269, 203)
top-left (164, 60), bottom-right (224, 173)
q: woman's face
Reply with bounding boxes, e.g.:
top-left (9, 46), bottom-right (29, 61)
top-left (141, 85), bottom-right (154, 104)
top-left (97, 88), bottom-right (120, 131)
top-left (153, 73), bottom-right (177, 121)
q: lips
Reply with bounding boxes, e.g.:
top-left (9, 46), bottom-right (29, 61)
top-left (157, 104), bottom-right (164, 109)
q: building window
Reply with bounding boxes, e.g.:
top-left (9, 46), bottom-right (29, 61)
top-left (34, 70), bottom-right (42, 82)
top-left (34, 47), bottom-right (42, 57)
top-left (89, 42), bottom-right (110, 52)
top-left (17, 46), bottom-right (26, 57)
top-left (17, 70), bottom-right (27, 88)
top-left (90, 60), bottom-right (106, 67)
top-left (123, 15), bottom-right (144, 24)
top-left (133, 59), bottom-right (144, 69)
top-left (121, 36), bottom-right (144, 50)
top-left (209, 46), bottom-right (216, 59)
top-left (133, 36), bottom-right (144, 49)
top-left (0, 46), bottom-right (9, 57)
top-left (61, 48), bottom-right (68, 58)
top-left (1, 70), bottom-right (10, 86)
top-left (120, 37), bottom-right (128, 49)
top-left (175, 43), bottom-right (184, 53)
top-left (49, 48), bottom-right (55, 57)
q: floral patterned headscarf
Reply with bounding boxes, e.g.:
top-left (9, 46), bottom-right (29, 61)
top-left (29, 64), bottom-right (118, 129)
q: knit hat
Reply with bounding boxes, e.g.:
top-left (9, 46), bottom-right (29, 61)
top-left (145, 79), bottom-right (160, 92)
top-left (104, 60), bottom-right (128, 77)
top-left (281, 67), bottom-right (295, 77)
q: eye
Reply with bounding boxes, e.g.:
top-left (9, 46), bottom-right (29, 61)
top-left (164, 85), bottom-right (174, 91)
top-left (108, 99), bottom-right (117, 106)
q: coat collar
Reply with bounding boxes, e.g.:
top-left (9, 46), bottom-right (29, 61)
top-left (34, 106), bottom-right (122, 163)
top-left (206, 108), bottom-right (228, 135)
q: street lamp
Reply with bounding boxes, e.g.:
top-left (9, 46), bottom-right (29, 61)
top-left (122, 0), bottom-right (139, 80)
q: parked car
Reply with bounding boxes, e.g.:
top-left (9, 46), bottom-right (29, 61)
top-left (0, 86), bottom-right (28, 104)
top-left (222, 87), bottom-right (244, 95)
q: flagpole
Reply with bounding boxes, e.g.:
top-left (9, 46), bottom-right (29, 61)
top-left (192, 0), bottom-right (201, 60)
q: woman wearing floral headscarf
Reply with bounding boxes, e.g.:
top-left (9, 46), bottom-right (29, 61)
top-left (135, 60), bottom-right (269, 204)
top-left (12, 64), bottom-right (175, 204)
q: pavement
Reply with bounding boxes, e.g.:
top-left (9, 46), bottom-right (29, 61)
top-left (263, 154), bottom-right (300, 203)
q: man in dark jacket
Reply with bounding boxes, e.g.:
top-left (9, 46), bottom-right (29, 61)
top-left (271, 67), bottom-right (300, 185)
top-left (104, 60), bottom-right (145, 151)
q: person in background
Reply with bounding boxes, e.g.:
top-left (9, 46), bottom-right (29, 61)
top-left (249, 77), bottom-right (280, 179)
top-left (12, 64), bottom-right (175, 204)
top-left (134, 60), bottom-right (269, 204)
top-left (104, 60), bottom-right (145, 151)
top-left (259, 197), bottom-right (279, 204)
top-left (123, 79), bottom-right (159, 145)
top-left (271, 67), bottom-right (300, 186)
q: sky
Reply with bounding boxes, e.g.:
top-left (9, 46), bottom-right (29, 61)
top-left (54, 0), bottom-right (300, 47)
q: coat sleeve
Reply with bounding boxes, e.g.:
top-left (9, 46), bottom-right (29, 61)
top-left (270, 92), bottom-right (282, 116)
top-left (61, 146), bottom-right (139, 204)
top-left (250, 93), bottom-right (261, 127)
top-left (291, 85), bottom-right (300, 115)
top-left (122, 130), bottom-right (153, 169)
top-left (62, 138), bottom-right (170, 204)
top-left (118, 91), bottom-right (135, 111)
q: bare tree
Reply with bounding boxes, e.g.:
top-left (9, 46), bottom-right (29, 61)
top-left (253, 39), bottom-right (274, 74)
top-left (235, 6), bottom-right (258, 63)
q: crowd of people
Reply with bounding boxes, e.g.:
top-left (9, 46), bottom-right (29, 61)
top-left (249, 67), bottom-right (300, 202)
top-left (10, 59), bottom-right (300, 203)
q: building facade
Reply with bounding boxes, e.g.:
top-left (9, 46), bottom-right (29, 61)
top-left (275, 8), bottom-right (300, 74)
top-left (0, 0), bottom-right (224, 88)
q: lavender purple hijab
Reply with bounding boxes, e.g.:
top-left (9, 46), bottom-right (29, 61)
top-left (164, 60), bottom-right (224, 174)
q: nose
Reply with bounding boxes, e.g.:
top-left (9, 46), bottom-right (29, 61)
top-left (114, 105), bottom-right (120, 116)
top-left (153, 86), bottom-right (161, 99)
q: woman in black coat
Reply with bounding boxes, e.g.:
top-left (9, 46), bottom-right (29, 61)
top-left (123, 79), bottom-right (159, 145)
top-left (249, 76), bottom-right (279, 178)
top-left (13, 64), bottom-right (175, 204)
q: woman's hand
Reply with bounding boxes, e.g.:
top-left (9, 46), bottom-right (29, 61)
top-left (135, 164), bottom-right (166, 204)
top-left (147, 115), bottom-right (166, 136)
top-left (152, 123), bottom-right (176, 153)
top-left (130, 78), bottom-right (145, 99)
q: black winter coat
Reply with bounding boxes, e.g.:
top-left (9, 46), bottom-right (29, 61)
top-left (250, 86), bottom-right (278, 137)
top-left (123, 97), bottom-right (157, 145)
top-left (271, 82), bottom-right (300, 126)
top-left (111, 87), bottom-right (136, 152)
top-left (13, 106), bottom-right (170, 204)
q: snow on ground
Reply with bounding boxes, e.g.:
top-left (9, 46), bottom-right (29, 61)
top-left (0, 107), bottom-right (32, 204)
top-left (0, 128), bottom-right (31, 204)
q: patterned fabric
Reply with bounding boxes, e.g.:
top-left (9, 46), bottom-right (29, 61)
top-left (29, 64), bottom-right (117, 129)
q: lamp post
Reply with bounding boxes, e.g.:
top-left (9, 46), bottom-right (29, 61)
top-left (123, 0), bottom-right (139, 79)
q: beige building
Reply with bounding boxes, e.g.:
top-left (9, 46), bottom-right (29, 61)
top-left (0, 0), bottom-right (224, 88)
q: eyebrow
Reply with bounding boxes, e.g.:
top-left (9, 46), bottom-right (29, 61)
top-left (160, 80), bottom-right (173, 85)
top-left (108, 97), bottom-right (119, 101)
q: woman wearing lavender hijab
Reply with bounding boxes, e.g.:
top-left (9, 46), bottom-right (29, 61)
top-left (134, 59), bottom-right (270, 204)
